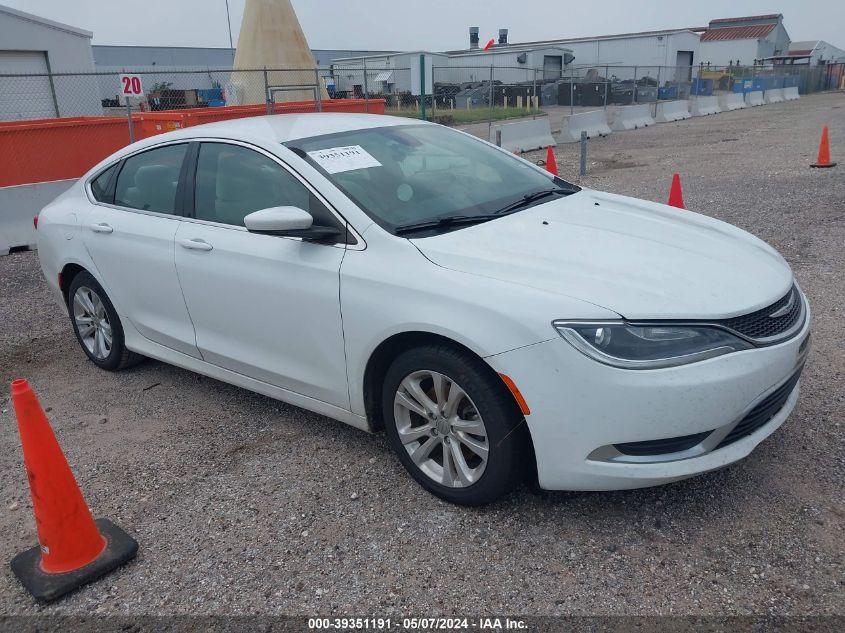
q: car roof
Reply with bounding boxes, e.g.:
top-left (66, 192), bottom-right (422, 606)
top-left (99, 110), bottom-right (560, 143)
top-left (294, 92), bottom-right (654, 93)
top-left (153, 112), bottom-right (428, 145)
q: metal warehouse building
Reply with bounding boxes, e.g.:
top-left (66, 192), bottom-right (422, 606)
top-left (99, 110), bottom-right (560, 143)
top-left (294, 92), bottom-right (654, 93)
top-left (91, 45), bottom-right (395, 70)
top-left (515, 28), bottom-right (701, 73)
top-left (0, 4), bottom-right (101, 119)
top-left (330, 42), bottom-right (576, 96)
top-left (780, 40), bottom-right (845, 65)
top-left (698, 14), bottom-right (791, 66)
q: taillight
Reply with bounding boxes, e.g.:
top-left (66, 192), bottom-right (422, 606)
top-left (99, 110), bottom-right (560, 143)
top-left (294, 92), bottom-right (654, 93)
top-left (33, 215), bottom-right (39, 229)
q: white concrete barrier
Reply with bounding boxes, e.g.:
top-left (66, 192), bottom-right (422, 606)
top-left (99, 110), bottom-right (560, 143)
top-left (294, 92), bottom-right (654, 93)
top-left (0, 180), bottom-right (75, 255)
top-left (765, 88), bottom-right (785, 104)
top-left (489, 117), bottom-right (556, 153)
top-left (559, 109), bottom-right (612, 142)
top-left (690, 96), bottom-right (721, 116)
top-left (783, 86), bottom-right (800, 101)
top-left (745, 91), bottom-right (765, 106)
top-left (611, 104), bottom-right (655, 131)
top-left (655, 100), bottom-right (691, 123)
top-left (719, 93), bottom-right (747, 111)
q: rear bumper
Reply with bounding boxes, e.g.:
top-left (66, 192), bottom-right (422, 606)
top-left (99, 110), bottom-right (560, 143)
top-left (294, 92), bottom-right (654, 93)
top-left (486, 309), bottom-right (811, 491)
top-left (36, 231), bottom-right (68, 311)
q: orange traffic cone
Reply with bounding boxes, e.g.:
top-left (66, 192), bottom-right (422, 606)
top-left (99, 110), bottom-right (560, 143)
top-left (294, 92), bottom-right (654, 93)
top-left (668, 173), bottom-right (686, 209)
top-left (545, 145), bottom-right (558, 176)
top-left (9, 379), bottom-right (137, 602)
top-left (811, 126), bottom-right (836, 168)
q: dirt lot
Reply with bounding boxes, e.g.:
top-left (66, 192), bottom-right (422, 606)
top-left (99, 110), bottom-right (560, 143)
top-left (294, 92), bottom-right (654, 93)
top-left (1, 92), bottom-right (843, 618)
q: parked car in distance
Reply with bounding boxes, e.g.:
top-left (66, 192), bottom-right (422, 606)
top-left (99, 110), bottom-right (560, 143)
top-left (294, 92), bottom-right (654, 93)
top-left (36, 114), bottom-right (810, 505)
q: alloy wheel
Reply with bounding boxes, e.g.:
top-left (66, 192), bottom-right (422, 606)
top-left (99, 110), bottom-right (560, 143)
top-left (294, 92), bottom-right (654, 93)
top-left (393, 370), bottom-right (489, 488)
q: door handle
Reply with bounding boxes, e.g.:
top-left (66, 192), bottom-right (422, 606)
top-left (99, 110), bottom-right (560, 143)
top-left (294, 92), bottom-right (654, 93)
top-left (89, 223), bottom-right (113, 234)
top-left (179, 238), bottom-right (213, 252)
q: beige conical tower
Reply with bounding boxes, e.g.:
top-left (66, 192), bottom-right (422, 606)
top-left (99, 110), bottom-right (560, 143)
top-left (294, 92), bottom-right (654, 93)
top-left (230, 0), bottom-right (328, 105)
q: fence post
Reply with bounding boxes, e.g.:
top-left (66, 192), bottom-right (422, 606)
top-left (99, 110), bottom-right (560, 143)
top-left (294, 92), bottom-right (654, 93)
top-left (363, 59), bottom-right (369, 113)
top-left (532, 68), bottom-right (537, 115)
top-left (633, 65), bottom-right (638, 104)
top-left (126, 98), bottom-right (134, 143)
top-left (419, 54), bottom-right (426, 121)
top-left (655, 66), bottom-right (661, 118)
top-left (569, 65), bottom-right (574, 115)
top-left (604, 65), bottom-right (609, 109)
top-left (263, 67), bottom-right (271, 114)
top-left (488, 65), bottom-right (494, 139)
top-left (44, 57), bottom-right (60, 118)
top-left (118, 68), bottom-right (134, 143)
top-left (315, 68), bottom-right (322, 112)
top-left (580, 130), bottom-right (587, 177)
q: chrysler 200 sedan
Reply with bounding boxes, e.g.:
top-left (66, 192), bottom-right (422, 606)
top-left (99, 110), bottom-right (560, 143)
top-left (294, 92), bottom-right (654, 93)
top-left (36, 114), bottom-right (810, 505)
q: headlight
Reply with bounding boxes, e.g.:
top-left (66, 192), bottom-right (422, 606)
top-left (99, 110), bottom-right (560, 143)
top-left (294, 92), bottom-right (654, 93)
top-left (553, 321), bottom-right (754, 369)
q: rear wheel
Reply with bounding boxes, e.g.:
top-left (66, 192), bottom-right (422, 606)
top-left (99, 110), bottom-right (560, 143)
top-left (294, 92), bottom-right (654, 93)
top-left (382, 345), bottom-right (525, 506)
top-left (67, 271), bottom-right (142, 371)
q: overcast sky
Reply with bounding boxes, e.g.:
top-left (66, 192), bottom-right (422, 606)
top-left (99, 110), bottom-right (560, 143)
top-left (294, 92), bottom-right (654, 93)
top-left (5, 0), bottom-right (844, 50)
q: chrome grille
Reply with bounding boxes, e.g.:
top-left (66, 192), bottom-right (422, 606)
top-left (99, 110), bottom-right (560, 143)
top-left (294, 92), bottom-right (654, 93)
top-left (716, 285), bottom-right (803, 342)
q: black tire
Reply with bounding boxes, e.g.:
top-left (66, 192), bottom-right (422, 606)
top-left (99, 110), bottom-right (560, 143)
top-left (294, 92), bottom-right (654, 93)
top-left (67, 271), bottom-right (143, 371)
top-left (382, 344), bottom-right (526, 506)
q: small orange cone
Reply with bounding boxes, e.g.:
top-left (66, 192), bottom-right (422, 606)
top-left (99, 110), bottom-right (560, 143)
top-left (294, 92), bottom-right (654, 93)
top-left (668, 173), bottom-right (686, 209)
top-left (545, 146), bottom-right (558, 176)
top-left (811, 126), bottom-right (836, 168)
top-left (9, 379), bottom-right (137, 602)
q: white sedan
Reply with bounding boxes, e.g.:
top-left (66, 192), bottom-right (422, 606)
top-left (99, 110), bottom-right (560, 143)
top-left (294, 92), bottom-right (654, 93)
top-left (36, 114), bottom-right (810, 505)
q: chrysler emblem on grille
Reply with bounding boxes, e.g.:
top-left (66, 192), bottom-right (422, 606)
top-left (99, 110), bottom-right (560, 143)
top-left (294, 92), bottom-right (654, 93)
top-left (768, 291), bottom-right (795, 318)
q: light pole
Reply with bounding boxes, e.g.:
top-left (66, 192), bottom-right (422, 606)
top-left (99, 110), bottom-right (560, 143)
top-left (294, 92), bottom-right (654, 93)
top-left (225, 0), bottom-right (235, 60)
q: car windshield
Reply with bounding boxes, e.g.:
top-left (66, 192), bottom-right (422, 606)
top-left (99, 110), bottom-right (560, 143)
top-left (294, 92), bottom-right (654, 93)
top-left (286, 124), bottom-right (578, 235)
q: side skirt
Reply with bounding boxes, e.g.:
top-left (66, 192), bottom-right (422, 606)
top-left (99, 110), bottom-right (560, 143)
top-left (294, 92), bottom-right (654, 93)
top-left (121, 318), bottom-right (371, 432)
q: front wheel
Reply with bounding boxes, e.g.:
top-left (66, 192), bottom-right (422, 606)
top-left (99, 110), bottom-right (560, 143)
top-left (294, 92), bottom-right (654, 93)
top-left (382, 345), bottom-right (526, 506)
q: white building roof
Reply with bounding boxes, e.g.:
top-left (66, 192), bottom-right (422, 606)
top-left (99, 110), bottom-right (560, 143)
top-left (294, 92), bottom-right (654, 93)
top-left (445, 27), bottom-right (702, 54)
top-left (0, 3), bottom-right (92, 39)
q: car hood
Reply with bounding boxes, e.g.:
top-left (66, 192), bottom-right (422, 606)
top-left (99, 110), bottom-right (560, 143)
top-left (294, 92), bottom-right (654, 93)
top-left (411, 189), bottom-right (793, 319)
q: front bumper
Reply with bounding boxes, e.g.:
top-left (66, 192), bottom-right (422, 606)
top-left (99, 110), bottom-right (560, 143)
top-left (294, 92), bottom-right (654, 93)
top-left (486, 308), bottom-right (811, 491)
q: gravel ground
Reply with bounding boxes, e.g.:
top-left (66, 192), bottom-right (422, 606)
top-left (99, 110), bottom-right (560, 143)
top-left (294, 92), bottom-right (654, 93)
top-left (0, 92), bottom-right (843, 618)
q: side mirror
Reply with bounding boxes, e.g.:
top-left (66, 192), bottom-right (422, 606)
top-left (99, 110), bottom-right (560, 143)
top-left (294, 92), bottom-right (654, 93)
top-left (243, 206), bottom-right (313, 233)
top-left (243, 206), bottom-right (343, 242)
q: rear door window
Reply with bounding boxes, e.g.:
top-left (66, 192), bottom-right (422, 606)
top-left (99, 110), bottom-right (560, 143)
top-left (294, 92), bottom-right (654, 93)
top-left (114, 144), bottom-right (188, 214)
top-left (90, 164), bottom-right (117, 203)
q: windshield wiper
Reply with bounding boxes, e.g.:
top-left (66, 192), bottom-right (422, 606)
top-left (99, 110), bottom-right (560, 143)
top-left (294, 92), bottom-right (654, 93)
top-left (493, 188), bottom-right (571, 216)
top-left (394, 187), bottom-right (575, 235)
top-left (394, 214), bottom-right (501, 235)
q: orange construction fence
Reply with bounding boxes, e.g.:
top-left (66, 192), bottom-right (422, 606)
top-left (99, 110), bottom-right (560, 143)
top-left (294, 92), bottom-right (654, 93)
top-left (0, 99), bottom-right (384, 188)
top-left (0, 116), bottom-right (130, 188)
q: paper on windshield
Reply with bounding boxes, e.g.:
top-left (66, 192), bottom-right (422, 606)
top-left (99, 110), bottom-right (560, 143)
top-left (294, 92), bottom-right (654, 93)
top-left (307, 145), bottom-right (382, 174)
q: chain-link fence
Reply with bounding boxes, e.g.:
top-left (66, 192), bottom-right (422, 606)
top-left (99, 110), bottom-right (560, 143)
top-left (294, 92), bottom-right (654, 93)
top-left (0, 66), bottom-right (393, 191)
top-left (0, 66), bottom-right (419, 123)
top-left (1, 61), bottom-right (843, 189)
top-left (429, 66), bottom-right (541, 125)
top-left (422, 62), bottom-right (842, 128)
top-left (509, 62), bottom-right (845, 113)
top-left (2, 61), bottom-right (842, 125)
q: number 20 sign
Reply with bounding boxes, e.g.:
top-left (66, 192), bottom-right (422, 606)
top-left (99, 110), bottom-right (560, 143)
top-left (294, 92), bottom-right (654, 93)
top-left (119, 74), bottom-right (143, 97)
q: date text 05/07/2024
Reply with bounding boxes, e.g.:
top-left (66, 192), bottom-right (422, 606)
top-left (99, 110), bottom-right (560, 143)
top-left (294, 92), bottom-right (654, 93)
top-left (307, 617), bottom-right (528, 630)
